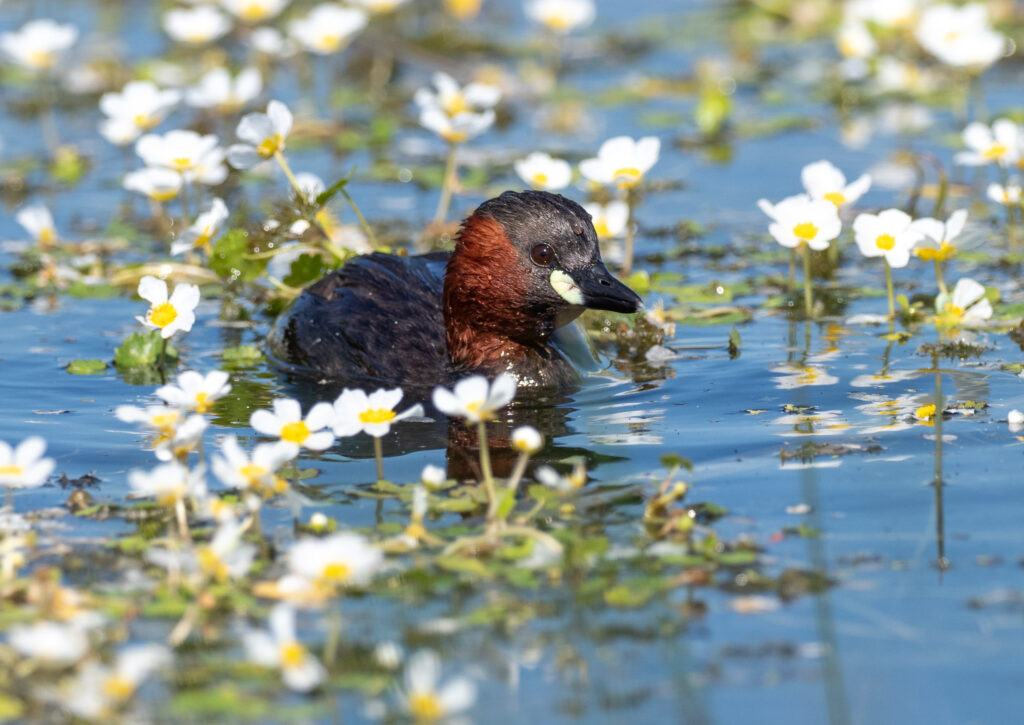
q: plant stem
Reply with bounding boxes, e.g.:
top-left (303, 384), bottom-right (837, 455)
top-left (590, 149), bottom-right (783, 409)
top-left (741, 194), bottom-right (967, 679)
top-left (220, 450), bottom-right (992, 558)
top-left (158, 337), bottom-right (168, 383)
top-left (174, 498), bottom-right (192, 544)
top-left (934, 258), bottom-right (948, 298)
top-left (506, 452), bottom-right (531, 500)
top-left (788, 247), bottom-right (796, 293)
top-left (180, 180), bottom-right (192, 222)
top-left (884, 259), bottom-right (895, 321)
top-left (622, 187), bottom-right (636, 277)
top-left (434, 142), bottom-right (459, 225)
top-left (373, 436), bottom-right (384, 483)
top-left (802, 245), bottom-right (813, 318)
top-left (1006, 203), bottom-right (1018, 254)
top-left (476, 420), bottom-right (497, 522)
top-left (339, 188), bottom-right (379, 249)
top-left (274, 150), bottom-right (302, 195)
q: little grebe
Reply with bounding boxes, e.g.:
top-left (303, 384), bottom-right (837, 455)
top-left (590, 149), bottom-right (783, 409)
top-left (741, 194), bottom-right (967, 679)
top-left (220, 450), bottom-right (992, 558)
top-left (267, 190), bottom-right (642, 390)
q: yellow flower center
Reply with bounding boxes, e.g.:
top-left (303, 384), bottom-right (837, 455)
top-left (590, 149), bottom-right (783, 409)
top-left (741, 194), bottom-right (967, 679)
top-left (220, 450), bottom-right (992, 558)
top-left (409, 692), bottom-right (445, 721)
top-left (321, 562), bottom-right (350, 582)
top-left (150, 412), bottom-right (179, 429)
top-left (983, 144), bottom-right (1007, 160)
top-left (240, 2), bottom-right (271, 21)
top-left (103, 675), bottom-right (136, 701)
top-left (133, 113), bottom-right (153, 129)
top-left (0, 465), bottom-right (24, 477)
top-left (443, 92), bottom-right (470, 117)
top-left (543, 13), bottom-right (573, 32)
top-left (824, 192), bottom-right (846, 207)
top-left (613, 167), bottom-right (643, 188)
top-left (171, 157), bottom-right (193, 171)
top-left (280, 421), bottom-right (310, 444)
top-left (197, 548), bottom-right (229, 582)
top-left (792, 222), bottom-right (818, 241)
top-left (406, 522), bottom-right (427, 539)
top-left (280, 641), bottom-right (306, 668)
top-left (531, 172), bottom-right (549, 187)
top-left (317, 34), bottom-right (343, 52)
top-left (917, 241), bottom-right (955, 262)
top-left (37, 227), bottom-right (56, 247)
top-left (593, 218), bottom-right (611, 238)
top-left (257, 134), bottom-right (283, 158)
top-left (152, 187), bottom-right (179, 202)
top-left (148, 302), bottom-right (178, 329)
top-left (28, 50), bottom-right (55, 69)
top-left (442, 129), bottom-right (468, 144)
top-left (943, 302), bottom-right (965, 318)
top-left (915, 404), bottom-right (936, 420)
top-left (193, 392), bottom-right (211, 413)
top-left (359, 408), bottom-right (397, 425)
top-left (875, 233), bottom-right (896, 251)
top-left (194, 226), bottom-right (215, 249)
top-left (239, 463), bottom-right (267, 485)
top-left (444, 0), bottom-right (482, 19)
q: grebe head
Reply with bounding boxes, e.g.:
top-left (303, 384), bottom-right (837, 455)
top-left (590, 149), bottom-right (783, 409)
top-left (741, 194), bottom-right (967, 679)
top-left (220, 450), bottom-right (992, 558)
top-left (443, 190), bottom-right (642, 369)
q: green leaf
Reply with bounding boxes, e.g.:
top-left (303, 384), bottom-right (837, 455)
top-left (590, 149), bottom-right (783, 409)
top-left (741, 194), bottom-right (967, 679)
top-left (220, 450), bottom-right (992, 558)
top-left (210, 229), bottom-right (266, 282)
top-left (660, 453), bottom-right (693, 471)
top-left (436, 555), bottom-right (493, 578)
top-left (283, 253), bottom-right (327, 288)
top-left (495, 488), bottom-right (517, 520)
top-left (221, 344), bottom-right (264, 365)
top-left (728, 326), bottom-right (742, 359)
top-left (114, 331), bottom-right (178, 368)
top-left (604, 576), bottom-right (665, 608)
top-left (315, 167), bottom-right (357, 206)
top-left (67, 359), bottom-right (108, 375)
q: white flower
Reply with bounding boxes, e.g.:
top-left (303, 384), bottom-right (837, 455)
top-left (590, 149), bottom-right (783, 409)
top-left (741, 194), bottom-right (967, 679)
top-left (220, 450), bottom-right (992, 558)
top-left (432, 373), bottom-right (516, 424)
top-left (116, 404), bottom-right (184, 436)
top-left (186, 67), bottom-right (262, 113)
top-left (800, 160), bottom-right (871, 208)
top-left (348, 0), bottom-right (412, 13)
top-left (524, 0), bottom-right (595, 34)
top-left (127, 461), bottom-right (204, 504)
top-left (221, 0), bottom-right (290, 23)
top-left (771, 363), bottom-right (840, 390)
top-left (164, 5), bottom-right (233, 44)
top-left (250, 397), bottom-right (335, 454)
top-left (956, 120), bottom-right (1020, 167)
top-left (100, 81), bottom-right (181, 135)
top-left (289, 4), bottom-right (367, 54)
top-left (579, 136), bottom-right (660, 189)
top-left (193, 518), bottom-right (257, 582)
top-left (536, 460), bottom-right (586, 491)
top-left (16, 204), bottom-right (57, 246)
top-left (915, 3), bottom-right (1007, 70)
top-left (760, 194), bottom-right (841, 251)
top-left (374, 641), bottom-right (404, 670)
top-left (584, 201), bottom-right (629, 239)
top-left (937, 277), bottom-right (992, 325)
top-left (157, 370), bottom-right (232, 413)
top-left (1008, 409), bottom-right (1024, 433)
top-left (910, 209), bottom-right (967, 261)
top-left (444, 0), bottom-right (483, 20)
top-left (212, 435), bottom-right (293, 492)
top-left (332, 388), bottom-right (424, 439)
top-left (123, 167), bottom-right (182, 201)
top-left (0, 437), bottom-right (55, 489)
top-left (511, 426), bottom-right (542, 454)
top-left (294, 172), bottom-right (326, 203)
top-left (227, 100), bottom-right (293, 169)
top-left (244, 604), bottom-right (325, 692)
top-left (8, 621), bottom-right (88, 666)
top-left (414, 73), bottom-right (499, 144)
top-left (514, 152), bottom-right (572, 191)
top-left (0, 19), bottom-right (77, 71)
top-left (836, 22), bottom-right (876, 59)
top-left (135, 275), bottom-right (201, 338)
top-left (398, 650), bottom-right (477, 721)
top-left (171, 198), bottom-right (229, 256)
top-left (852, 209), bottom-right (921, 268)
top-left (135, 130), bottom-right (224, 183)
top-left (64, 645), bottom-right (171, 719)
top-left (421, 464), bottom-right (446, 488)
top-left (845, 0), bottom-right (919, 29)
top-left (986, 182), bottom-right (1022, 206)
top-left (418, 106), bottom-right (495, 144)
top-left (154, 414), bottom-right (208, 462)
top-left (288, 533), bottom-right (383, 588)
top-left (250, 27), bottom-right (293, 56)
top-left (100, 117), bottom-right (143, 146)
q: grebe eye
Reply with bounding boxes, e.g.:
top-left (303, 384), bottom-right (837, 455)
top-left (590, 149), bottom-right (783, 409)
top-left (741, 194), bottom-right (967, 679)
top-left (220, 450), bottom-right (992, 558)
top-left (531, 244), bottom-right (555, 266)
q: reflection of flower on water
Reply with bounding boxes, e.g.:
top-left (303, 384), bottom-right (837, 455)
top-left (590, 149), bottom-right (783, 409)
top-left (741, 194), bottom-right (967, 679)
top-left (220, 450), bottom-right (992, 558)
top-left (771, 363), bottom-right (839, 390)
top-left (772, 409), bottom-right (851, 437)
top-left (850, 369), bottom-right (922, 388)
top-left (853, 393), bottom-right (923, 434)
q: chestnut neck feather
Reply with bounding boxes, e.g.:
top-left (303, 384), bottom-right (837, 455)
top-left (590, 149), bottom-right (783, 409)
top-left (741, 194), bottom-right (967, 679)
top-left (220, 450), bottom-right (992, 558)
top-left (443, 215), bottom-right (555, 372)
